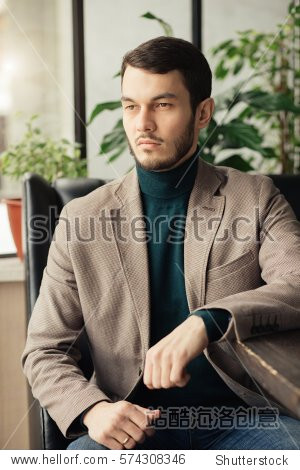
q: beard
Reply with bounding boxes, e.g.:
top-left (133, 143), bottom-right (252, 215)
top-left (127, 114), bottom-right (195, 171)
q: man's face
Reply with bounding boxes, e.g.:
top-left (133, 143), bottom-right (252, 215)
top-left (121, 66), bottom-right (200, 171)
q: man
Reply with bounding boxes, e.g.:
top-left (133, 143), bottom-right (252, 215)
top-left (22, 37), bottom-right (300, 450)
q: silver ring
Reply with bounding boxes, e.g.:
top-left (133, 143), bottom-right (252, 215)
top-left (122, 436), bottom-right (130, 445)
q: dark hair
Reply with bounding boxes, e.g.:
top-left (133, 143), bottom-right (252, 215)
top-left (121, 36), bottom-right (212, 114)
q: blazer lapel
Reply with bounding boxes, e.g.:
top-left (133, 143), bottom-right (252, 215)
top-left (109, 158), bottom-right (225, 354)
top-left (111, 170), bottom-right (150, 355)
top-left (184, 158), bottom-right (225, 311)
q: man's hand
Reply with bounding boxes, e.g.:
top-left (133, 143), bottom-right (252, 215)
top-left (83, 401), bottom-right (160, 450)
top-left (143, 315), bottom-right (209, 389)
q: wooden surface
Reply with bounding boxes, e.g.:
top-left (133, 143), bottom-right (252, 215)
top-left (233, 330), bottom-right (300, 419)
top-left (0, 281), bottom-right (41, 450)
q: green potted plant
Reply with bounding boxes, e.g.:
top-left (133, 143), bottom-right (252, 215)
top-left (208, 0), bottom-right (300, 174)
top-left (0, 115), bottom-right (87, 260)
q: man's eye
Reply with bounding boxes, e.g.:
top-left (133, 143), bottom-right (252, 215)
top-left (125, 105), bottom-right (136, 110)
top-left (157, 103), bottom-right (170, 108)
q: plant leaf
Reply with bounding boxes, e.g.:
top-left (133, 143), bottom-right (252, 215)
top-left (99, 120), bottom-right (126, 155)
top-left (107, 143), bottom-right (128, 162)
top-left (211, 39), bottom-right (233, 55)
top-left (141, 11), bottom-right (173, 36)
top-left (233, 58), bottom-right (244, 75)
top-left (201, 152), bottom-right (215, 164)
top-left (239, 90), bottom-right (300, 113)
top-left (217, 154), bottom-right (254, 172)
top-left (260, 147), bottom-right (277, 159)
top-left (218, 119), bottom-right (263, 151)
top-left (215, 60), bottom-right (229, 79)
top-left (88, 101), bottom-right (122, 125)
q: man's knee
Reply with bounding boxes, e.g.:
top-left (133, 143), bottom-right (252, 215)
top-left (66, 434), bottom-right (109, 450)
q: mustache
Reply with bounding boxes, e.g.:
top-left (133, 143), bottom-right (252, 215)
top-left (135, 134), bottom-right (164, 145)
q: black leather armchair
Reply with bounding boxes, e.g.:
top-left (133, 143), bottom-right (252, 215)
top-left (23, 171), bottom-right (300, 450)
top-left (268, 174), bottom-right (300, 221)
top-left (23, 173), bottom-right (106, 449)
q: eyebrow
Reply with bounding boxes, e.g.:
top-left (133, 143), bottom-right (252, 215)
top-left (121, 92), bottom-right (178, 102)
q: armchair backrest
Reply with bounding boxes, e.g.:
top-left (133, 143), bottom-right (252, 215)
top-left (23, 173), bottom-right (106, 449)
top-left (268, 174), bottom-right (300, 221)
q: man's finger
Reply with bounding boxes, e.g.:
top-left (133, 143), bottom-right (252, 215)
top-left (161, 356), bottom-right (173, 388)
top-left (143, 359), bottom-right (153, 389)
top-left (170, 365), bottom-right (191, 387)
top-left (152, 361), bottom-right (162, 389)
top-left (131, 404), bottom-right (160, 429)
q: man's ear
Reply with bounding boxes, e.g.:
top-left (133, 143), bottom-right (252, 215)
top-left (196, 98), bottom-right (215, 130)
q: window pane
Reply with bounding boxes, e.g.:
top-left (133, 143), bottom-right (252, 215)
top-left (202, 0), bottom-right (293, 173)
top-left (0, 0), bottom-right (74, 197)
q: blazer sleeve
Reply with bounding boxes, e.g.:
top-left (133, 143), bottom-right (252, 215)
top-left (21, 204), bottom-right (112, 439)
top-left (189, 175), bottom-right (300, 343)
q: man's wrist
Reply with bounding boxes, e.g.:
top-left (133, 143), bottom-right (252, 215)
top-left (189, 309), bottom-right (231, 343)
top-left (82, 401), bottom-right (110, 428)
top-left (187, 314), bottom-right (209, 348)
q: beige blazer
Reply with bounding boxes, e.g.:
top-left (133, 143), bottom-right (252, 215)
top-left (21, 157), bottom-right (300, 438)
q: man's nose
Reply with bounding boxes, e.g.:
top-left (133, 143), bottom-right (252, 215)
top-left (136, 108), bottom-right (156, 132)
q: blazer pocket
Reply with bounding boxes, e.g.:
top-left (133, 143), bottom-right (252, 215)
top-left (208, 249), bottom-right (255, 282)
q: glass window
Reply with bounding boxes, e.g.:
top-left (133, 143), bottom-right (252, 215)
top-left (0, 0), bottom-right (74, 198)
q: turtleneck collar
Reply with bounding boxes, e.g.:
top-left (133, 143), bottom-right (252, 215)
top-left (136, 146), bottom-right (200, 199)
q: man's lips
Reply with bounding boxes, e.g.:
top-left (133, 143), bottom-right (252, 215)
top-left (138, 140), bottom-right (161, 145)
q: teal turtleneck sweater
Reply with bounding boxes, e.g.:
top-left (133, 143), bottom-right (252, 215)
top-left (78, 149), bottom-right (248, 432)
top-left (131, 148), bottom-right (248, 409)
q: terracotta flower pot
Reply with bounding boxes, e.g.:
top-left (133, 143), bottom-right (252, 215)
top-left (2, 198), bottom-right (23, 261)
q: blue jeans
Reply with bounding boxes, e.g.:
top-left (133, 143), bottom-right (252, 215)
top-left (67, 413), bottom-right (300, 450)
